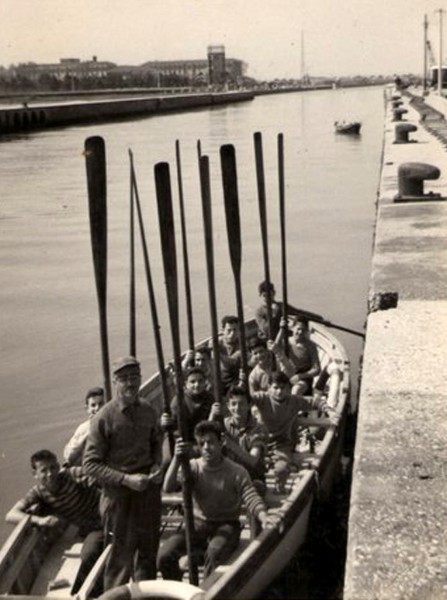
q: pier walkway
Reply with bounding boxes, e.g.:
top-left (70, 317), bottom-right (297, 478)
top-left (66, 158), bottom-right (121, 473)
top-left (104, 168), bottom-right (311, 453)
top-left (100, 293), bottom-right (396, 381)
top-left (344, 87), bottom-right (447, 599)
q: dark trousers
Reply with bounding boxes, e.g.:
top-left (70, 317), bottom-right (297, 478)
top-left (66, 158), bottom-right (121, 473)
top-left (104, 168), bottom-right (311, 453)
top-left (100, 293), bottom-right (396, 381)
top-left (71, 529), bottom-right (104, 596)
top-left (101, 483), bottom-right (162, 591)
top-left (157, 519), bottom-right (241, 581)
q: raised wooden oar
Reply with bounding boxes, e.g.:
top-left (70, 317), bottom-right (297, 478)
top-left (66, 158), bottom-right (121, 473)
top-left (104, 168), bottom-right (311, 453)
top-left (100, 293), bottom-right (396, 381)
top-left (198, 154), bottom-right (223, 403)
top-left (278, 133), bottom-right (289, 356)
top-left (84, 136), bottom-right (111, 401)
top-left (154, 162), bottom-right (198, 586)
top-left (175, 140), bottom-right (195, 352)
top-left (129, 155), bottom-right (136, 356)
top-left (128, 151), bottom-right (174, 453)
top-left (220, 144), bottom-right (249, 379)
top-left (307, 314), bottom-right (365, 339)
top-left (254, 131), bottom-right (273, 340)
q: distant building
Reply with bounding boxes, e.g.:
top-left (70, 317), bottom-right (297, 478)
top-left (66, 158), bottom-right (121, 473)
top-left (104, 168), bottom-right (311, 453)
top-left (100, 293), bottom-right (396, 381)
top-left (9, 46), bottom-right (247, 89)
top-left (12, 57), bottom-right (116, 82)
top-left (141, 46), bottom-right (247, 86)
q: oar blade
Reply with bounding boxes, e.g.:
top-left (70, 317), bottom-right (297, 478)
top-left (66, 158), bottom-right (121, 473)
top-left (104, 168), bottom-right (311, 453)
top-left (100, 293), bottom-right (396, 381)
top-left (220, 144), bottom-right (241, 276)
top-left (84, 135), bottom-right (111, 400)
top-left (154, 162), bottom-right (178, 331)
top-left (85, 136), bottom-right (107, 305)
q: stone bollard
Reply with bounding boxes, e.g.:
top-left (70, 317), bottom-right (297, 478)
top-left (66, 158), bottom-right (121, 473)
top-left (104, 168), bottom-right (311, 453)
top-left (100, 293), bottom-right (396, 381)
top-left (394, 123), bottom-right (418, 144)
top-left (392, 107), bottom-right (408, 121)
top-left (395, 162), bottom-right (441, 201)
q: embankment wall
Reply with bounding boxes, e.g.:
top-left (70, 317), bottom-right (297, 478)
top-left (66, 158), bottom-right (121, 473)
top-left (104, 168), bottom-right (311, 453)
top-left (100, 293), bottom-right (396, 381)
top-left (0, 91), bottom-right (254, 134)
top-left (344, 86), bottom-right (447, 599)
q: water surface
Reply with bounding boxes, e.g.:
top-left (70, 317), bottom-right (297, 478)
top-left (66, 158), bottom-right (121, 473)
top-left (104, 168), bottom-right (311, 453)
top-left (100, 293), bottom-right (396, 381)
top-left (0, 86), bottom-right (383, 543)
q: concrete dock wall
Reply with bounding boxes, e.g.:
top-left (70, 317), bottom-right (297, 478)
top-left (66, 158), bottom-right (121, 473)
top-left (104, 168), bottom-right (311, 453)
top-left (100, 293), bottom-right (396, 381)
top-left (344, 86), bottom-right (447, 599)
top-left (0, 90), bottom-right (254, 134)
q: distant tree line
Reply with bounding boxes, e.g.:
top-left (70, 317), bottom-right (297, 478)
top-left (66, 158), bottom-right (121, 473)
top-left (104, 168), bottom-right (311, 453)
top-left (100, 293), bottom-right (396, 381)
top-left (0, 70), bottom-right (208, 94)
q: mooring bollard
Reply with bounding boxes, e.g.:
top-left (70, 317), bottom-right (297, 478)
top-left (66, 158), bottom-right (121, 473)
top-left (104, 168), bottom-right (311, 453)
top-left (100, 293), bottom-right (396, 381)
top-left (391, 99), bottom-right (403, 109)
top-left (394, 123), bottom-right (418, 144)
top-left (395, 162), bottom-right (441, 201)
top-left (392, 107), bottom-right (408, 121)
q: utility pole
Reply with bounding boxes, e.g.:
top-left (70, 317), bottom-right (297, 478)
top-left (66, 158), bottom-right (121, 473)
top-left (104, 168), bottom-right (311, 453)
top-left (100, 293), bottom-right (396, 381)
top-left (423, 14), bottom-right (428, 92)
top-left (301, 30), bottom-right (305, 83)
top-left (436, 8), bottom-right (445, 95)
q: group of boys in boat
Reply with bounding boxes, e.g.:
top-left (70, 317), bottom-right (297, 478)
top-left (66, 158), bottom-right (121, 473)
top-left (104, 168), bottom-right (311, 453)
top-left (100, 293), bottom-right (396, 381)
top-left (5, 281), bottom-right (337, 596)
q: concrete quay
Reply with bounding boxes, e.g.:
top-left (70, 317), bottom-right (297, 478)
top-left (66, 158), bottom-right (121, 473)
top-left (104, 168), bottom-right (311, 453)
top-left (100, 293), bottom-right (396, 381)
top-left (344, 87), bottom-right (447, 600)
top-left (0, 90), bottom-right (254, 134)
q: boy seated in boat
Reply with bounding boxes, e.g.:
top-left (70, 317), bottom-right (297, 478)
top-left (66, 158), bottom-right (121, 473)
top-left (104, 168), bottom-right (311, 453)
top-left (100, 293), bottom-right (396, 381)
top-left (211, 315), bottom-right (243, 394)
top-left (157, 421), bottom-right (273, 581)
top-left (286, 317), bottom-right (321, 396)
top-left (254, 281), bottom-right (283, 340)
top-left (161, 366), bottom-right (221, 446)
top-left (251, 372), bottom-right (329, 493)
top-left (248, 335), bottom-right (296, 395)
top-left (63, 386), bottom-right (105, 466)
top-left (223, 385), bottom-right (268, 487)
top-left (6, 449), bottom-right (104, 596)
top-left (181, 346), bottom-right (214, 391)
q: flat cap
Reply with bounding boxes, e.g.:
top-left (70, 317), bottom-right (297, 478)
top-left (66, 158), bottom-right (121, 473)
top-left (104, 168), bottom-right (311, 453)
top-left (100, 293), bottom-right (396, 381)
top-left (112, 356), bottom-right (141, 375)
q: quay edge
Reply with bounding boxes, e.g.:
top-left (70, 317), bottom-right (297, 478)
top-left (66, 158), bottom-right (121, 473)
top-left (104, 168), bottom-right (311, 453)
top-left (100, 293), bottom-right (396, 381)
top-left (0, 90), bottom-right (254, 134)
top-left (344, 86), bottom-right (447, 599)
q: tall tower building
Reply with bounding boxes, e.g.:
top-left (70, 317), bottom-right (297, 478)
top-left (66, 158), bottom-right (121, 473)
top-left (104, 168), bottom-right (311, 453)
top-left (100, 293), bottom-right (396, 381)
top-left (207, 45), bottom-right (226, 85)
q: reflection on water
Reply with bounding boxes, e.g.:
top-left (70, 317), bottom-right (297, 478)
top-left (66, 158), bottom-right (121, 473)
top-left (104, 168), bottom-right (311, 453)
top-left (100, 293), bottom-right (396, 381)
top-left (0, 86), bottom-right (383, 543)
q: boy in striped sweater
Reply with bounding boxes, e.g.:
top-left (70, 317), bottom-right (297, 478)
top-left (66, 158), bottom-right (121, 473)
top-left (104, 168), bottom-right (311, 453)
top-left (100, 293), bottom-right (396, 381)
top-left (6, 449), bottom-right (104, 595)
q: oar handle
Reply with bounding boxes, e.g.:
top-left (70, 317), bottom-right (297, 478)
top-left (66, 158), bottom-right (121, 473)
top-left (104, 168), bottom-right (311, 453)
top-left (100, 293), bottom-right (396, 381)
top-left (154, 162), bottom-right (198, 586)
top-left (278, 133), bottom-right (289, 356)
top-left (254, 131), bottom-right (273, 339)
top-left (84, 136), bottom-right (111, 401)
top-left (199, 154), bottom-right (223, 404)
top-left (129, 153), bottom-right (173, 439)
top-left (175, 140), bottom-right (195, 352)
top-left (129, 151), bottom-right (136, 357)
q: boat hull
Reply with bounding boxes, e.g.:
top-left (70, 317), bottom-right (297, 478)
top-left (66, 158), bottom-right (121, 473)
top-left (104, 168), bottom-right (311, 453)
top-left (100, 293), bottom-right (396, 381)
top-left (0, 319), bottom-right (351, 599)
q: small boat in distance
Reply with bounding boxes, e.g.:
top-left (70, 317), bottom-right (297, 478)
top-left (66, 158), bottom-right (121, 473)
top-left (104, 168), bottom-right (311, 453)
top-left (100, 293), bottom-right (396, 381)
top-left (334, 120), bottom-right (362, 135)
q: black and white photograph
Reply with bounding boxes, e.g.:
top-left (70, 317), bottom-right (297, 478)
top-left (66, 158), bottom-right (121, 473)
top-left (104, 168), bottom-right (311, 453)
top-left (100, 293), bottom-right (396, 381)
top-left (1, 1), bottom-right (446, 598)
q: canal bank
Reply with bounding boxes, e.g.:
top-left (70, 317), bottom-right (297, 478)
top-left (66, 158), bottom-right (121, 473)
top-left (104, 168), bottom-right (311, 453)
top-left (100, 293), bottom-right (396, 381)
top-left (0, 90), bottom-right (254, 134)
top-left (344, 86), bottom-right (447, 599)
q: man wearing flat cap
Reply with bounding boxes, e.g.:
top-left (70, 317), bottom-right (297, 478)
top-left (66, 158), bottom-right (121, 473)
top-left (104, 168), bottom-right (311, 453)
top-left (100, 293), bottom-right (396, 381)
top-left (83, 356), bottom-right (163, 591)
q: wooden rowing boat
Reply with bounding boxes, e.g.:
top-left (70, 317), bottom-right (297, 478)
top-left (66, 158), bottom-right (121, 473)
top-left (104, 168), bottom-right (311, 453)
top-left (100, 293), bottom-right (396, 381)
top-left (0, 317), bottom-right (350, 600)
top-left (0, 132), bottom-right (354, 599)
top-left (334, 121), bottom-right (361, 135)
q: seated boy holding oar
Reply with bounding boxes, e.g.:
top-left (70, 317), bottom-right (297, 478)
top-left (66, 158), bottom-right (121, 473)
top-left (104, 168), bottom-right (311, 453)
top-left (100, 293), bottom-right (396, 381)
top-left (157, 421), bottom-right (274, 580)
top-left (223, 385), bottom-right (268, 489)
top-left (254, 280), bottom-right (323, 343)
top-left (211, 315), bottom-right (243, 394)
top-left (6, 449), bottom-right (104, 596)
top-left (161, 366), bottom-right (221, 448)
top-left (286, 317), bottom-right (321, 396)
top-left (181, 347), bottom-right (214, 392)
top-left (251, 372), bottom-right (333, 494)
top-left (248, 335), bottom-right (296, 395)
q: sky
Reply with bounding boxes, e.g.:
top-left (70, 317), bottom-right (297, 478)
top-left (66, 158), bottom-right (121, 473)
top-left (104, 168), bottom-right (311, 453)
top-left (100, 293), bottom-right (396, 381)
top-left (0, 0), bottom-right (445, 79)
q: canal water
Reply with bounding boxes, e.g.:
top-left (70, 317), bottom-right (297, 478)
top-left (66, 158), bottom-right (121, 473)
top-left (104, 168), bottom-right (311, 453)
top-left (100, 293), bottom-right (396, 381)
top-left (0, 86), bottom-right (383, 580)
